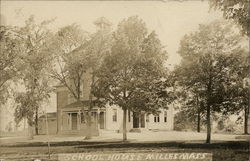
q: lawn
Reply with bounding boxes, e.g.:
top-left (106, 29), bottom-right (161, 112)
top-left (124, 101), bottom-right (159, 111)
top-left (0, 140), bottom-right (249, 161)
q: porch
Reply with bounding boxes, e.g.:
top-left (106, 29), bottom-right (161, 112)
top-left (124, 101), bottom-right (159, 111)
top-left (59, 105), bottom-right (106, 135)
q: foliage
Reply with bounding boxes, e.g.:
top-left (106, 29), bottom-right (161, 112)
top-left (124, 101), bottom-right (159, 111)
top-left (49, 18), bottom-right (112, 139)
top-left (14, 91), bottom-right (38, 126)
top-left (210, 0), bottom-right (250, 36)
top-left (0, 26), bottom-right (23, 105)
top-left (50, 24), bottom-right (89, 100)
top-left (11, 16), bottom-right (53, 137)
top-left (215, 117), bottom-right (243, 134)
top-left (94, 16), bottom-right (171, 140)
top-left (50, 18), bottom-right (112, 99)
top-left (175, 20), bottom-right (245, 143)
top-left (95, 16), bottom-right (169, 110)
top-left (223, 48), bottom-right (249, 110)
top-left (17, 16), bottom-right (53, 91)
top-left (174, 110), bottom-right (197, 131)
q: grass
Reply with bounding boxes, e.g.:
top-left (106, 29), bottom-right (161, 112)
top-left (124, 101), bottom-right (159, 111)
top-left (0, 140), bottom-right (249, 161)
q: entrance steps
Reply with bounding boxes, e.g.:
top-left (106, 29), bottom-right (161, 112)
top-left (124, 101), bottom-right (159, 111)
top-left (129, 128), bottom-right (148, 133)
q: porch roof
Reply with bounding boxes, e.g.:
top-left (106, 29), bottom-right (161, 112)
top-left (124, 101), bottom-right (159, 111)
top-left (62, 100), bottom-right (100, 109)
top-left (39, 112), bottom-right (57, 119)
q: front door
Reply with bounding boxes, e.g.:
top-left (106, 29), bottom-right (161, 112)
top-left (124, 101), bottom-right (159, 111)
top-left (99, 112), bottom-right (105, 129)
top-left (133, 112), bottom-right (139, 128)
top-left (71, 113), bottom-right (78, 130)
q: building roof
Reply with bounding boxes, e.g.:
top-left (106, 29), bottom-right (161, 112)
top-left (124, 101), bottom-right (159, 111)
top-left (39, 112), bottom-right (57, 119)
top-left (62, 100), bottom-right (100, 109)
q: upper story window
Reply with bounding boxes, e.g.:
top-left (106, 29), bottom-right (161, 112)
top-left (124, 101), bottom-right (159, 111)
top-left (154, 114), bottom-right (160, 123)
top-left (112, 109), bottom-right (117, 122)
top-left (164, 111), bottom-right (167, 122)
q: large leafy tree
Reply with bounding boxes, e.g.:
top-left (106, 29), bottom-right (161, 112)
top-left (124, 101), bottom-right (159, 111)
top-left (94, 16), bottom-right (170, 141)
top-left (72, 17), bottom-right (112, 139)
top-left (50, 18), bottom-right (112, 139)
top-left (49, 24), bottom-right (89, 138)
top-left (221, 49), bottom-right (250, 134)
top-left (13, 16), bottom-right (53, 138)
top-left (176, 20), bottom-right (245, 143)
top-left (210, 0), bottom-right (250, 36)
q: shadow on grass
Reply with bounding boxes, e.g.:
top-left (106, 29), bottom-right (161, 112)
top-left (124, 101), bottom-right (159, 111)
top-left (0, 140), bottom-right (124, 147)
top-left (75, 141), bottom-right (249, 150)
top-left (1, 140), bottom-right (249, 150)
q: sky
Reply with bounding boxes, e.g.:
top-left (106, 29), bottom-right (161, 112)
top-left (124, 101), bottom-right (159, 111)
top-left (1, 0), bottom-right (223, 66)
top-left (0, 0), bottom-right (223, 115)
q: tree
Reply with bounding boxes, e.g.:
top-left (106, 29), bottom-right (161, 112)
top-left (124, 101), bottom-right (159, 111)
top-left (94, 16), bottom-right (170, 141)
top-left (210, 0), bottom-right (250, 36)
top-left (13, 16), bottom-right (53, 137)
top-left (14, 85), bottom-right (50, 139)
top-left (173, 86), bottom-right (206, 132)
top-left (221, 49), bottom-right (250, 134)
top-left (50, 18), bottom-right (112, 139)
top-left (176, 20), bottom-right (244, 143)
top-left (50, 24), bottom-right (89, 101)
top-left (0, 26), bottom-right (22, 106)
top-left (72, 17), bottom-right (112, 139)
top-left (49, 24), bottom-right (89, 138)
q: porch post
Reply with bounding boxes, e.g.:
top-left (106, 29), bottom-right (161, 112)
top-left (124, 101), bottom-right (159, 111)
top-left (104, 111), bottom-right (106, 129)
top-left (97, 109), bottom-right (100, 129)
top-left (78, 110), bottom-right (81, 130)
top-left (60, 110), bottom-right (63, 131)
top-left (69, 113), bottom-right (72, 130)
top-left (142, 113), bottom-right (146, 128)
top-left (138, 113), bottom-right (141, 128)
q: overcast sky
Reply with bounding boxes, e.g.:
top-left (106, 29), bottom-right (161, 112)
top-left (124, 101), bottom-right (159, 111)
top-left (1, 1), bottom-right (223, 66)
top-left (1, 0), bottom-right (223, 113)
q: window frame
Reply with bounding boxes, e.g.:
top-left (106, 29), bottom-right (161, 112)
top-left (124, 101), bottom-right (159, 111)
top-left (112, 109), bottom-right (117, 122)
top-left (154, 114), bottom-right (160, 123)
top-left (164, 111), bottom-right (167, 123)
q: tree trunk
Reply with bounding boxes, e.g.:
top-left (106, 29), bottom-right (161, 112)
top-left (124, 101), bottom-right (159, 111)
top-left (27, 123), bottom-right (34, 140)
top-left (123, 108), bottom-right (127, 141)
top-left (197, 108), bottom-right (201, 133)
top-left (244, 105), bottom-right (249, 134)
top-left (23, 118), bottom-right (26, 130)
top-left (206, 67), bottom-right (213, 144)
top-left (85, 73), bottom-right (96, 140)
top-left (206, 104), bottom-right (211, 144)
top-left (35, 108), bottom-right (38, 135)
top-left (197, 96), bottom-right (200, 133)
top-left (85, 111), bottom-right (92, 140)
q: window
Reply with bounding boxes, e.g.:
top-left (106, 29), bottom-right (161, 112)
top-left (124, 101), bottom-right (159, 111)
top-left (164, 111), bottom-right (167, 122)
top-left (146, 114), bottom-right (150, 122)
top-left (128, 110), bottom-right (131, 122)
top-left (112, 109), bottom-right (117, 122)
top-left (154, 114), bottom-right (160, 123)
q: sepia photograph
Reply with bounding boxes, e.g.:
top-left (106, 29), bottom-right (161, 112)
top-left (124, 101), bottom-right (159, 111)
top-left (0, 0), bottom-right (249, 161)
